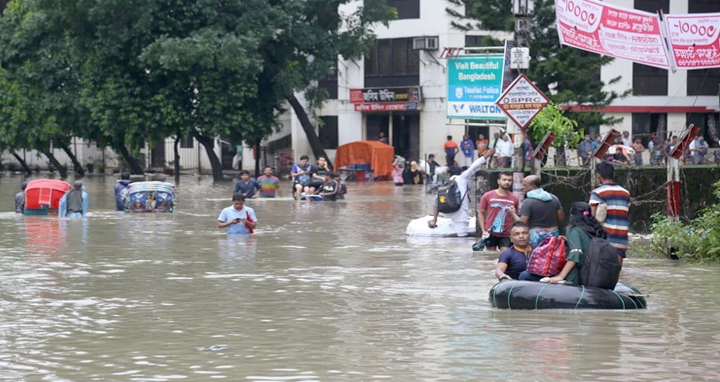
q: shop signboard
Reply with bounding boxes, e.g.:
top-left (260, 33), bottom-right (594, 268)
top-left (446, 53), bottom-right (506, 120)
top-left (350, 87), bottom-right (421, 103)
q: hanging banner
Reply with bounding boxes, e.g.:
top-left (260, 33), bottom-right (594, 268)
top-left (664, 13), bottom-right (720, 69)
top-left (446, 53), bottom-right (506, 120)
top-left (555, 0), bottom-right (671, 69)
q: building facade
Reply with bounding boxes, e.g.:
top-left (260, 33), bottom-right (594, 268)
top-left (287, 0), bottom-right (720, 167)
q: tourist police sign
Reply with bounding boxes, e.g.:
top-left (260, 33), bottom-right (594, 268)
top-left (446, 54), bottom-right (506, 120)
top-left (495, 74), bottom-right (550, 130)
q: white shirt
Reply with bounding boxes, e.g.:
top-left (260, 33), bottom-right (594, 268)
top-left (450, 156), bottom-right (487, 215)
top-left (496, 139), bottom-right (514, 157)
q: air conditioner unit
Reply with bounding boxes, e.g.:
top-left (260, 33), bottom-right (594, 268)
top-left (413, 36), bottom-right (439, 51)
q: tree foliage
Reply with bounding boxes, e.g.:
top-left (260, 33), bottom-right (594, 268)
top-left (0, 0), bottom-right (394, 179)
top-left (651, 180), bottom-right (720, 262)
top-left (529, 102), bottom-right (581, 149)
top-left (447, 0), bottom-right (628, 130)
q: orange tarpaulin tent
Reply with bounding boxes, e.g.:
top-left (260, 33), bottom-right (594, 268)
top-left (334, 140), bottom-right (395, 178)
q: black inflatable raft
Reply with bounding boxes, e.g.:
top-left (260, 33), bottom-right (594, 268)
top-left (489, 280), bottom-right (647, 310)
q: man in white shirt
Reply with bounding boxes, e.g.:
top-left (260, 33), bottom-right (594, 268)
top-left (495, 135), bottom-right (514, 168)
top-left (621, 131), bottom-right (632, 146)
top-left (428, 150), bottom-right (495, 237)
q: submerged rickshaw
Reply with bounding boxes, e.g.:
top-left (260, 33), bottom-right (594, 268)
top-left (23, 179), bottom-right (73, 215)
top-left (124, 181), bottom-right (176, 213)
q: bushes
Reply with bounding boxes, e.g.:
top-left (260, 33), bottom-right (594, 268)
top-left (651, 179), bottom-right (720, 262)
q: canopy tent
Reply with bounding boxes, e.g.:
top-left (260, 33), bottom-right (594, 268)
top-left (334, 140), bottom-right (395, 178)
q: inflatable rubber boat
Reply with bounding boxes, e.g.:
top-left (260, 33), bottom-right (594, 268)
top-left (489, 280), bottom-right (647, 310)
top-left (406, 215), bottom-right (476, 237)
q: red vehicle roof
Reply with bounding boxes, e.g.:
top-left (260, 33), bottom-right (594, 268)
top-left (24, 179), bottom-right (72, 210)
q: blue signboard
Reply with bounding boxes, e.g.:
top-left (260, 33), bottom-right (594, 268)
top-left (447, 53), bottom-right (506, 120)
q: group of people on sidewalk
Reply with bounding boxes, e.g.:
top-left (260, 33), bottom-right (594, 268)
top-left (578, 130), bottom-right (716, 166)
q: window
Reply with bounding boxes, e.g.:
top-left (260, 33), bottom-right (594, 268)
top-left (365, 38), bottom-right (420, 87)
top-left (632, 113), bottom-right (667, 146)
top-left (687, 113), bottom-right (720, 147)
top-left (319, 69), bottom-right (338, 99)
top-left (319, 116), bottom-right (338, 150)
top-left (689, 0), bottom-right (720, 13)
top-left (633, 63), bottom-right (668, 96)
top-left (388, 0), bottom-right (420, 20)
top-left (687, 68), bottom-right (720, 96)
top-left (634, 0), bottom-right (668, 13)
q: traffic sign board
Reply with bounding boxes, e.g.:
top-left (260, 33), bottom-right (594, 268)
top-left (495, 74), bottom-right (549, 130)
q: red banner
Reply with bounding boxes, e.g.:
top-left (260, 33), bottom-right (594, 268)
top-left (664, 13), bottom-right (720, 69)
top-left (556, 0), bottom-right (670, 69)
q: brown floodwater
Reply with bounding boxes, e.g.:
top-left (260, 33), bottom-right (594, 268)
top-left (0, 175), bottom-right (718, 381)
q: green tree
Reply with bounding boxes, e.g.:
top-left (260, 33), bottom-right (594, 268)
top-left (447, 0), bottom-right (627, 130)
top-left (0, 1), bottom-right (80, 177)
top-left (651, 179), bottom-right (720, 262)
top-left (254, 0), bottom-right (395, 163)
top-left (528, 102), bottom-right (581, 166)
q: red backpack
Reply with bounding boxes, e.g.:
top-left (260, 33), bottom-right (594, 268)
top-left (526, 236), bottom-right (567, 277)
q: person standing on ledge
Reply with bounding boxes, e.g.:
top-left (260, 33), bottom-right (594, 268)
top-left (59, 181), bottom-right (89, 218)
top-left (218, 193), bottom-right (257, 234)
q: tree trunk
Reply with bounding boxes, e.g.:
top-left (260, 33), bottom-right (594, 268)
top-left (254, 138), bottom-right (262, 178)
top-left (286, 94), bottom-right (331, 167)
top-left (194, 132), bottom-right (224, 182)
top-left (173, 136), bottom-right (180, 184)
top-left (554, 145), bottom-right (567, 167)
top-left (114, 143), bottom-right (144, 174)
top-left (11, 152), bottom-right (33, 175)
top-left (40, 149), bottom-right (68, 178)
top-left (58, 141), bottom-right (85, 176)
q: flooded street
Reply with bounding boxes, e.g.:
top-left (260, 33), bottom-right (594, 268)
top-left (1, 175), bottom-right (719, 381)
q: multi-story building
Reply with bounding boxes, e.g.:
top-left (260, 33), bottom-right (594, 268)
top-left (285, 0), bottom-right (720, 168)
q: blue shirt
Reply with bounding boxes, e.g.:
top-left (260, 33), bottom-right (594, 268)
top-left (578, 139), bottom-right (593, 155)
top-left (234, 179), bottom-right (260, 198)
top-left (460, 139), bottom-right (475, 157)
top-left (218, 206), bottom-right (258, 234)
top-left (498, 246), bottom-right (530, 280)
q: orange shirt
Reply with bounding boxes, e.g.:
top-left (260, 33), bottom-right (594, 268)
top-left (444, 141), bottom-right (459, 150)
top-left (476, 139), bottom-right (489, 156)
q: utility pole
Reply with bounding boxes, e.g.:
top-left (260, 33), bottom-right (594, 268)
top-left (510, 0), bottom-right (533, 199)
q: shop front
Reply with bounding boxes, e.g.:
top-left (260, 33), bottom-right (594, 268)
top-left (351, 87), bottom-right (423, 160)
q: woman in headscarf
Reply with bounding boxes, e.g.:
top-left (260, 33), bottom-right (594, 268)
top-left (406, 161), bottom-right (425, 185)
top-left (543, 202), bottom-right (606, 284)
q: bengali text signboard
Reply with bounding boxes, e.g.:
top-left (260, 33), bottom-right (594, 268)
top-left (664, 13), bottom-right (720, 69)
top-left (555, 0), bottom-right (670, 69)
top-left (446, 54), bottom-right (506, 120)
top-left (495, 74), bottom-right (550, 130)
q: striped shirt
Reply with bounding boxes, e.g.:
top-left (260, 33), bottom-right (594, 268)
top-left (589, 184), bottom-right (630, 250)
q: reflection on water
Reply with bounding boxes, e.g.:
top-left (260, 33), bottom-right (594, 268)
top-left (0, 175), bottom-right (720, 381)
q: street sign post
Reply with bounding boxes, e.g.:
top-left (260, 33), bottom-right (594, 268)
top-left (495, 74), bottom-right (549, 130)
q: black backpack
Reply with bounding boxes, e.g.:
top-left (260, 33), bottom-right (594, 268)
top-left (581, 236), bottom-right (622, 289)
top-left (436, 179), bottom-right (464, 213)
